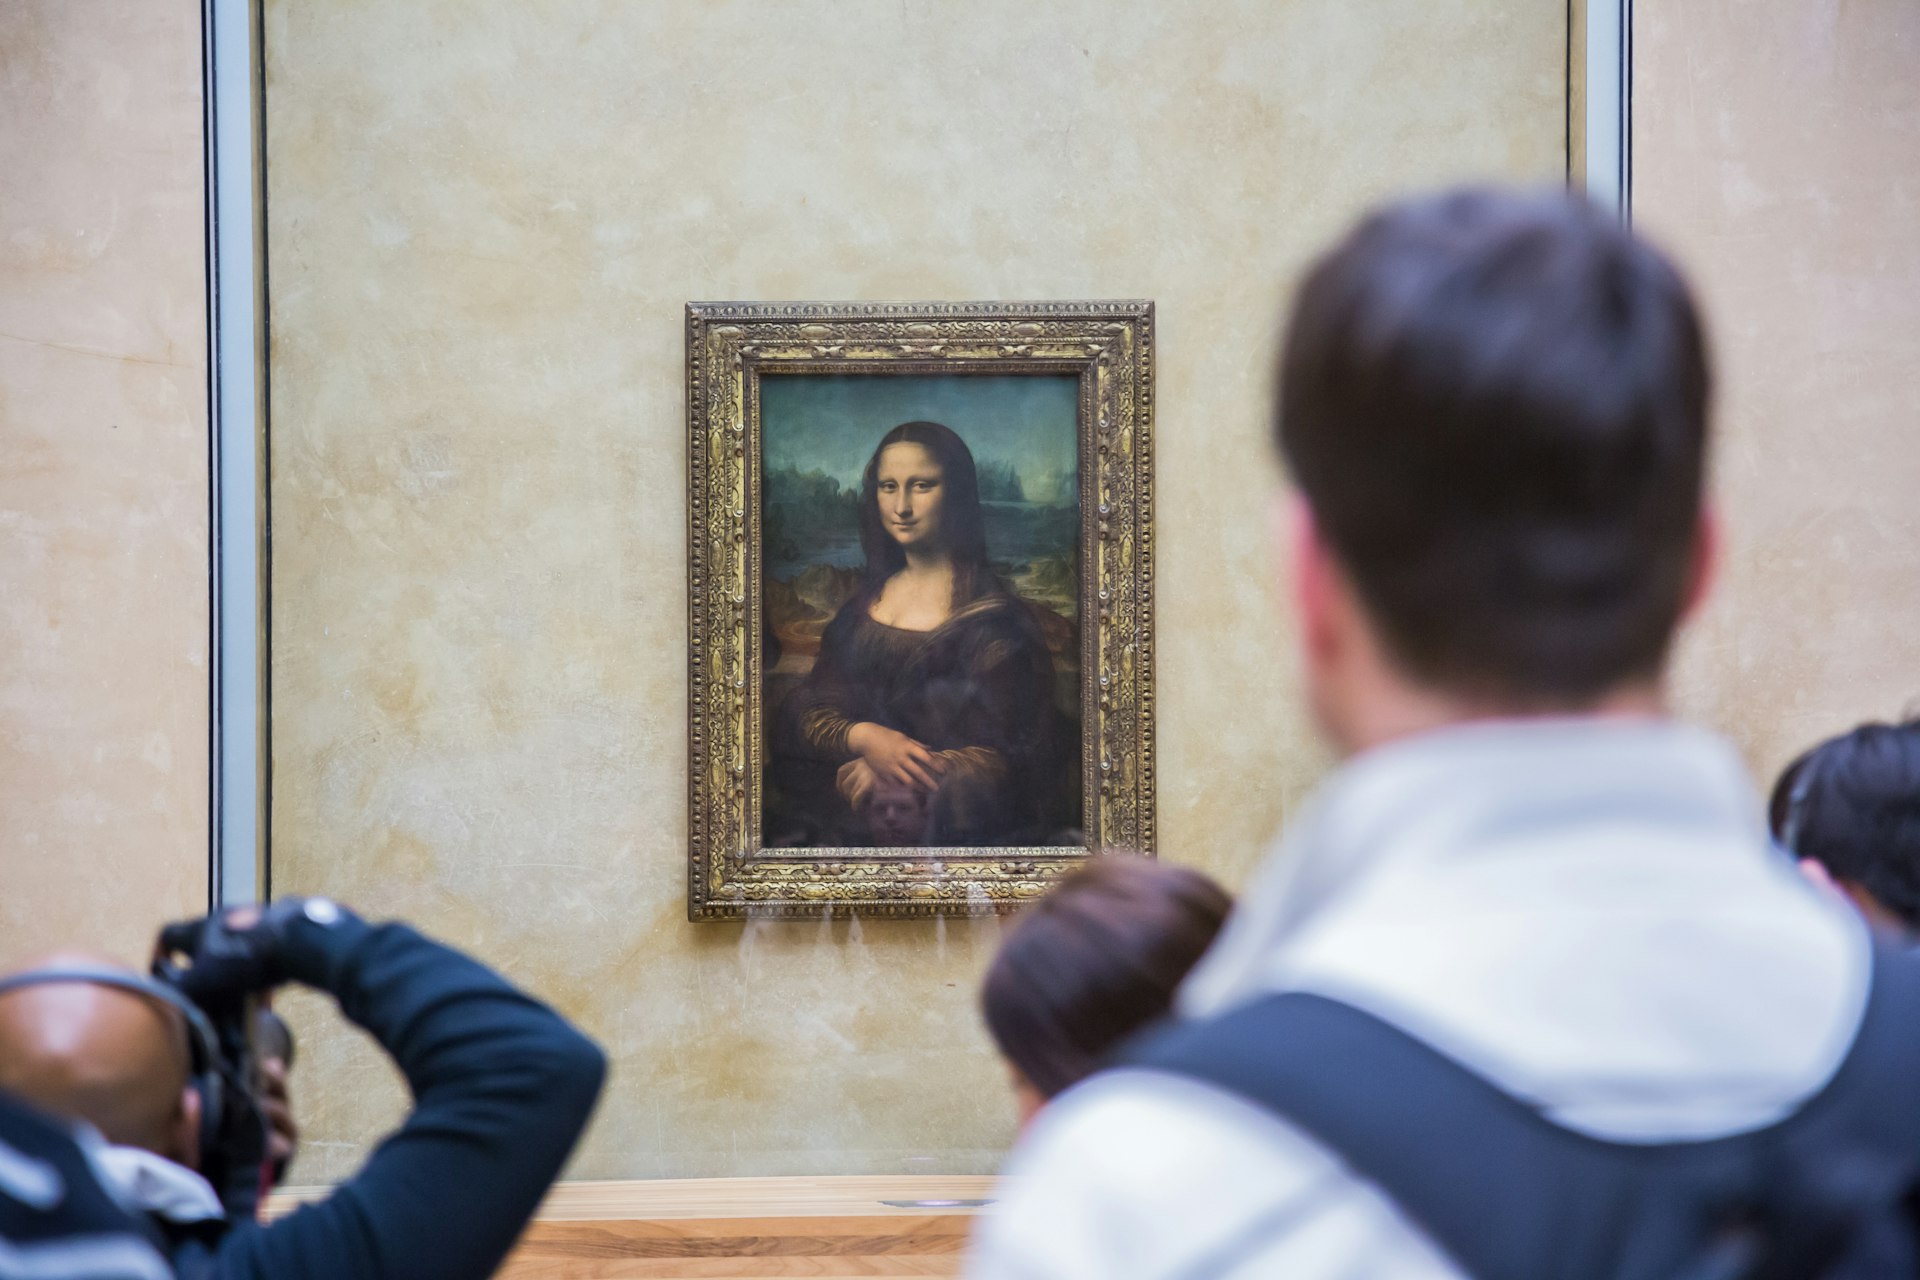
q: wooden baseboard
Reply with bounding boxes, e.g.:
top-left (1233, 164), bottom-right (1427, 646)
top-left (268, 1176), bottom-right (997, 1279)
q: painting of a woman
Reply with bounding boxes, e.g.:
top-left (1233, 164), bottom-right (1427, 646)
top-left (766, 420), bottom-right (1072, 847)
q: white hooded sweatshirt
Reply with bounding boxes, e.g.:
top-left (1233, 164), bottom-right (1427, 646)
top-left (968, 718), bottom-right (1868, 1279)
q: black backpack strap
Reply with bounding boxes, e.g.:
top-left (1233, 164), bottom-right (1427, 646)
top-left (1120, 949), bottom-right (1920, 1280)
top-left (1123, 991), bottom-right (1621, 1280)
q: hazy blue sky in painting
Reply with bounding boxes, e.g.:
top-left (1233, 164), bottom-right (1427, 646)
top-left (761, 374), bottom-right (1079, 504)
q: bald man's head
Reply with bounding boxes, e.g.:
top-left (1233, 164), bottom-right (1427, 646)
top-left (0, 954), bottom-right (199, 1164)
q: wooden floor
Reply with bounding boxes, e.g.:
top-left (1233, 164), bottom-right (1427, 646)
top-left (270, 1176), bottom-right (996, 1279)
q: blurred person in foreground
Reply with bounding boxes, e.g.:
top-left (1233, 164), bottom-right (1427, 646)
top-left (979, 855), bottom-right (1230, 1129)
top-left (0, 1088), bottom-right (174, 1279)
top-left (0, 899), bottom-right (605, 1280)
top-left (968, 187), bottom-right (1920, 1278)
top-left (1771, 716), bottom-right (1920, 937)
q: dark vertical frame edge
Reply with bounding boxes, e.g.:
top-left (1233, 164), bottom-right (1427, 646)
top-left (200, 0), bottom-right (219, 911)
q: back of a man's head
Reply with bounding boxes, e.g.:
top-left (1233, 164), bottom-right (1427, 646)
top-left (1277, 186), bottom-right (1711, 706)
top-left (0, 955), bottom-right (194, 1160)
top-left (1771, 718), bottom-right (1920, 931)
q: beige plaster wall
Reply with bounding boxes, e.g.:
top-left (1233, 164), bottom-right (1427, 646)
top-left (264, 0), bottom-right (1566, 1181)
top-left (0, 2), bottom-right (208, 969)
top-left (1639, 4), bottom-right (1920, 785)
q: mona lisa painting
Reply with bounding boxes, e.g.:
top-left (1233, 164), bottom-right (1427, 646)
top-left (687, 302), bottom-right (1154, 919)
top-left (763, 383), bottom-right (1081, 850)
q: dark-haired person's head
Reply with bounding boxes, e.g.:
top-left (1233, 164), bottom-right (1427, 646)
top-left (981, 855), bottom-right (1231, 1127)
top-left (1769, 718), bottom-right (1920, 935)
top-left (1275, 186), bottom-right (1714, 752)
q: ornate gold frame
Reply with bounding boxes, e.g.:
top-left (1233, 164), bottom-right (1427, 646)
top-left (686, 301), bottom-right (1154, 920)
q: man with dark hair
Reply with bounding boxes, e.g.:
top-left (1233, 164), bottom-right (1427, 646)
top-left (1772, 717), bottom-right (1920, 934)
top-left (968, 188), bottom-right (1919, 1277)
top-left (1275, 187), bottom-right (1708, 709)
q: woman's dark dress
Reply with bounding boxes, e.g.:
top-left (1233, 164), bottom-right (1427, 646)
top-left (768, 589), bottom-right (1066, 847)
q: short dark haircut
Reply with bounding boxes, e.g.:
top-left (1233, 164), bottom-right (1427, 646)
top-left (1276, 187), bottom-right (1712, 703)
top-left (981, 855), bottom-right (1230, 1099)
top-left (1770, 718), bottom-right (1920, 929)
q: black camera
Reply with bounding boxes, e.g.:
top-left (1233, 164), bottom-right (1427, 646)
top-left (151, 920), bottom-right (299, 1222)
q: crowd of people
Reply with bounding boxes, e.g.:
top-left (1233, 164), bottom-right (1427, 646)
top-left (4, 184), bottom-right (1916, 1278)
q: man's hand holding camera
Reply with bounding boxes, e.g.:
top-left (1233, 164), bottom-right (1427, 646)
top-left (155, 897), bottom-right (349, 1013)
top-left (146, 897), bottom-right (348, 1208)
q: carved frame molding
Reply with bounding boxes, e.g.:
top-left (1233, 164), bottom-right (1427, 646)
top-left (686, 301), bottom-right (1155, 920)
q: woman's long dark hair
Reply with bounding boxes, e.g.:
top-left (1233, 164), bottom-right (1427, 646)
top-left (857, 420), bottom-right (997, 606)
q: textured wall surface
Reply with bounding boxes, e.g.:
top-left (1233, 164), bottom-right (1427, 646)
top-left (263, 0), bottom-right (1565, 1181)
top-left (0, 2), bottom-right (208, 968)
top-left (1639, 3), bottom-right (1920, 784)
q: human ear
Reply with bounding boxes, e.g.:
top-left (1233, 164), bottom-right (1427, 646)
top-left (1007, 1064), bottom-right (1047, 1133)
top-left (1681, 504), bottom-right (1719, 621)
top-left (172, 1086), bottom-right (202, 1170)
top-left (1797, 857), bottom-right (1842, 898)
top-left (1275, 493), bottom-right (1338, 669)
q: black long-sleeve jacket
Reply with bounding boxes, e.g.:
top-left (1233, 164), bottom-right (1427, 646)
top-left (172, 914), bottom-right (606, 1280)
